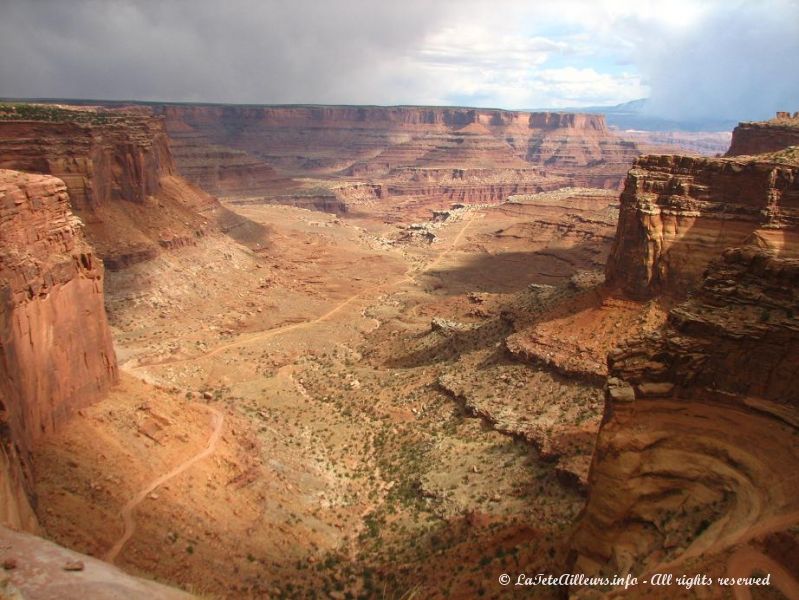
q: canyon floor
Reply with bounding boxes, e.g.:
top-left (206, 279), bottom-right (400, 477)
top-left (27, 190), bottom-right (649, 599)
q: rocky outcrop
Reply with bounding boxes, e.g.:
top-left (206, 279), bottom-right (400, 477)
top-left (571, 247), bottom-right (799, 588)
top-left (0, 525), bottom-right (196, 599)
top-left (726, 111), bottom-right (799, 156)
top-left (605, 152), bottom-right (799, 299)
top-left (0, 106), bottom-right (269, 269)
top-left (0, 170), bottom-right (118, 531)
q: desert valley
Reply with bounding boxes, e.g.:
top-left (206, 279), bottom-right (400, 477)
top-left (0, 96), bottom-right (796, 600)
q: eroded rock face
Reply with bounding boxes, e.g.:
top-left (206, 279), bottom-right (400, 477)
top-left (0, 108), bottom-right (269, 269)
top-left (571, 247), bottom-right (799, 588)
top-left (726, 112), bottom-right (799, 156)
top-left (605, 153), bottom-right (799, 299)
top-left (157, 104), bottom-right (642, 192)
top-left (0, 170), bottom-right (117, 531)
top-left (0, 117), bottom-right (175, 211)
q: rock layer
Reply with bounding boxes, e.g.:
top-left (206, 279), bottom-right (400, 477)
top-left (0, 106), bottom-right (269, 269)
top-left (572, 247), bottom-right (799, 587)
top-left (605, 152), bottom-right (799, 298)
top-left (726, 111), bottom-right (799, 156)
top-left (0, 170), bottom-right (118, 530)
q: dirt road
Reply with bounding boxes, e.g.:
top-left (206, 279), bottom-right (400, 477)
top-left (127, 214), bottom-right (476, 371)
top-left (104, 405), bottom-right (225, 564)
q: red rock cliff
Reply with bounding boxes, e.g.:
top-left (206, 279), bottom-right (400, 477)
top-left (0, 170), bottom-right (118, 531)
top-left (0, 106), bottom-right (269, 269)
top-left (605, 152), bottom-right (799, 298)
top-left (571, 142), bottom-right (799, 594)
top-left (0, 117), bottom-right (175, 211)
top-left (726, 111), bottom-right (799, 156)
top-left (572, 247), bottom-right (799, 590)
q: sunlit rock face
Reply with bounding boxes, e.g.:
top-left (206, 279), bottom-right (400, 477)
top-left (605, 152), bottom-right (799, 299)
top-left (0, 169), bottom-right (118, 531)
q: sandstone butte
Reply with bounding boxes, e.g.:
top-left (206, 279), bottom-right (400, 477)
top-left (0, 103), bottom-right (797, 598)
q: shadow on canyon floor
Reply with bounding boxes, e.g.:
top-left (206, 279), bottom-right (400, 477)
top-left (419, 245), bottom-right (605, 295)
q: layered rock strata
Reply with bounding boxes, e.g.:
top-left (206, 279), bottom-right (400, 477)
top-left (572, 247), bottom-right (799, 586)
top-left (0, 106), bottom-right (269, 269)
top-left (155, 104), bottom-right (642, 202)
top-left (163, 126), bottom-right (284, 197)
top-left (606, 152), bottom-right (799, 299)
top-left (0, 170), bottom-right (118, 530)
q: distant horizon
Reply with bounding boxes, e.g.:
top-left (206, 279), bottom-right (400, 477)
top-left (0, 96), bottom-right (750, 132)
top-left (4, 94), bottom-right (629, 112)
top-left (1, 1), bottom-right (796, 125)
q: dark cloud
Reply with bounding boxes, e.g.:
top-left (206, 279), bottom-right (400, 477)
top-left (0, 0), bottom-right (457, 103)
top-left (636, 0), bottom-right (799, 121)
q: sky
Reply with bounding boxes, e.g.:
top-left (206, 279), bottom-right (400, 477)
top-left (1, 0), bottom-right (797, 122)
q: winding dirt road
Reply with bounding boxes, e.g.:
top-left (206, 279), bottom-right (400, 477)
top-left (104, 405), bottom-right (225, 564)
top-left (128, 214), bottom-right (476, 371)
top-left (108, 213), bottom-right (476, 564)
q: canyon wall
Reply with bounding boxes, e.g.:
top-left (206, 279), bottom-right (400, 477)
top-left (0, 116), bottom-right (174, 212)
top-left (0, 106), bottom-right (269, 269)
top-left (0, 170), bottom-right (118, 531)
top-left (605, 152), bottom-right (799, 299)
top-left (155, 104), bottom-right (642, 202)
top-left (726, 111), bottom-right (799, 156)
top-left (571, 122), bottom-right (799, 594)
top-left (572, 247), bottom-right (799, 586)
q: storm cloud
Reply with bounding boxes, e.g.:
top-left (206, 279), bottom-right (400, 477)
top-left (0, 0), bottom-right (796, 121)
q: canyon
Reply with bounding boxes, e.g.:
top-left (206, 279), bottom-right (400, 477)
top-left (0, 102), bottom-right (796, 600)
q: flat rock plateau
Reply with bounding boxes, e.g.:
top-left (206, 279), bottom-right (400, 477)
top-left (0, 101), bottom-right (797, 599)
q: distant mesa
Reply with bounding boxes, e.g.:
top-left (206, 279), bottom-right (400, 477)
top-left (726, 109), bottom-right (799, 156)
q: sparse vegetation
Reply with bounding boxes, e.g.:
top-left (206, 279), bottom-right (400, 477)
top-left (0, 102), bottom-right (126, 124)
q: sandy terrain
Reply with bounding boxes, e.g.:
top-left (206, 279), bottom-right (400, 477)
top-left (30, 194), bottom-right (659, 598)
